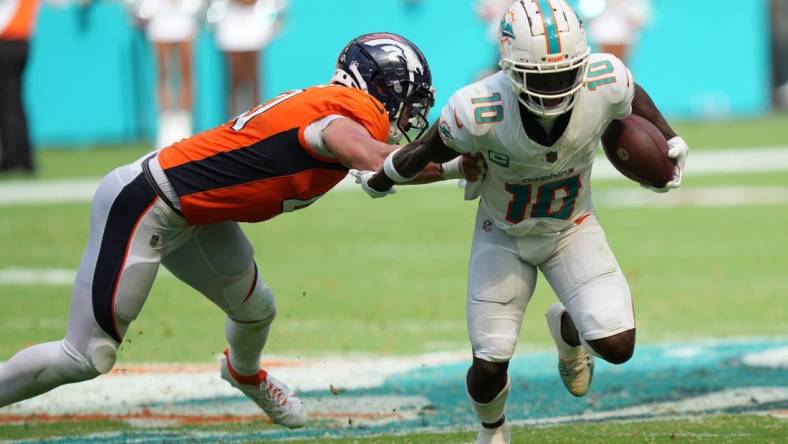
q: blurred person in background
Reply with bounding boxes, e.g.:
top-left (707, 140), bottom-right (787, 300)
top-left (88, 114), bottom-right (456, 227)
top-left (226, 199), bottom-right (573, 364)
top-left (476, 0), bottom-right (515, 78)
top-left (0, 0), bottom-right (42, 175)
top-left (773, 0), bottom-right (788, 110)
top-left (207, 0), bottom-right (286, 118)
top-left (579, 0), bottom-right (651, 63)
top-left (128, 0), bottom-right (204, 148)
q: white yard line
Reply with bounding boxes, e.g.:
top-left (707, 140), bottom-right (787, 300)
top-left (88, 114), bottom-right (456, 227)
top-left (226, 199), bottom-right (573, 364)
top-left (592, 145), bottom-right (788, 178)
top-left (593, 185), bottom-right (788, 208)
top-left (0, 267), bottom-right (175, 286)
top-left (742, 347), bottom-right (788, 369)
top-left (0, 147), bottom-right (787, 206)
top-left (0, 268), bottom-right (76, 285)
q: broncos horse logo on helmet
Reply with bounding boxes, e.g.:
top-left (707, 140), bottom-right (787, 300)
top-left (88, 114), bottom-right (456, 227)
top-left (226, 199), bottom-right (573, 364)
top-left (332, 32), bottom-right (435, 143)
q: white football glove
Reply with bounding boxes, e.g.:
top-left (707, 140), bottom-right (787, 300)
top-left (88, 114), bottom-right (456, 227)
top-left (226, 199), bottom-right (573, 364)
top-left (642, 136), bottom-right (689, 193)
top-left (666, 136), bottom-right (688, 189)
top-left (349, 169), bottom-right (395, 199)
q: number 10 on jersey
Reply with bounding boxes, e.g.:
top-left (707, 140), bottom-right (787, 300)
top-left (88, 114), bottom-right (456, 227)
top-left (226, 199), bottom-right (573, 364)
top-left (504, 175), bottom-right (582, 223)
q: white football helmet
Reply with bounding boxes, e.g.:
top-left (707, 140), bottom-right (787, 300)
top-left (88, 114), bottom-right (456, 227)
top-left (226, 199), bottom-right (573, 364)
top-left (499, 0), bottom-right (590, 117)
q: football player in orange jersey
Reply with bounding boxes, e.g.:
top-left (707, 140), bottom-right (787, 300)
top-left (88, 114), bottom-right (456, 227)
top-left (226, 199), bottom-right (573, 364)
top-left (0, 33), bottom-right (480, 428)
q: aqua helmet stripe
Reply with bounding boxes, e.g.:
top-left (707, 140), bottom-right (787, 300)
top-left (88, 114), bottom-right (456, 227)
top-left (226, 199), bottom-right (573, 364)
top-left (535, 0), bottom-right (562, 55)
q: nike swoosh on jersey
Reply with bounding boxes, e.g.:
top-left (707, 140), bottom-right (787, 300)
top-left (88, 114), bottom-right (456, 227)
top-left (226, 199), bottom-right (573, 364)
top-left (454, 111), bottom-right (464, 129)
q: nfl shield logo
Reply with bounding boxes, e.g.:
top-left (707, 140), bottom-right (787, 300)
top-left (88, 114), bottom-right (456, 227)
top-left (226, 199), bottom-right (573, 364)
top-left (482, 219), bottom-right (493, 232)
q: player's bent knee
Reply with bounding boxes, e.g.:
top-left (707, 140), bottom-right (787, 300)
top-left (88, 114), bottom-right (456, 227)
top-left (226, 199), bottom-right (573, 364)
top-left (53, 337), bottom-right (117, 386)
top-left (88, 341), bottom-right (118, 374)
top-left (225, 276), bottom-right (277, 324)
top-left (586, 328), bottom-right (635, 364)
top-left (467, 357), bottom-right (509, 403)
top-left (471, 337), bottom-right (517, 364)
top-left (469, 319), bottom-right (519, 364)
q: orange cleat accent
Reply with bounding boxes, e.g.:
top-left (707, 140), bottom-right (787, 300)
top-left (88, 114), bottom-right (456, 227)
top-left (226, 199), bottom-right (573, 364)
top-left (222, 349), bottom-right (267, 387)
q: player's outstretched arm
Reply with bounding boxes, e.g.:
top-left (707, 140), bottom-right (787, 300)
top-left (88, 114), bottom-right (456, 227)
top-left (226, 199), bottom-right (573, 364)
top-left (366, 123), bottom-right (464, 193)
top-left (631, 83), bottom-right (688, 190)
top-left (323, 118), bottom-right (394, 172)
top-left (323, 118), bottom-right (466, 186)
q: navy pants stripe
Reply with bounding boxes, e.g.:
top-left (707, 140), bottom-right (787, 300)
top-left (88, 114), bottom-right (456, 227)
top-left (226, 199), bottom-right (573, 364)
top-left (91, 174), bottom-right (157, 343)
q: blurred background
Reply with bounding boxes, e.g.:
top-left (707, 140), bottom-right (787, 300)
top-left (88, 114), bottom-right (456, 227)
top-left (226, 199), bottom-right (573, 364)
top-left (1, 0), bottom-right (784, 156)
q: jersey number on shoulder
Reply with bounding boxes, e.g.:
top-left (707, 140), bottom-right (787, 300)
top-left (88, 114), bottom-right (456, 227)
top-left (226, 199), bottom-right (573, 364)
top-left (232, 89), bottom-right (305, 131)
top-left (586, 60), bottom-right (616, 91)
top-left (471, 93), bottom-right (504, 124)
top-left (504, 175), bottom-right (582, 223)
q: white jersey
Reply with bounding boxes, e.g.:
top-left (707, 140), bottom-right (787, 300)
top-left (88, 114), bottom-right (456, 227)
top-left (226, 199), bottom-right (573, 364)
top-left (439, 53), bottom-right (635, 237)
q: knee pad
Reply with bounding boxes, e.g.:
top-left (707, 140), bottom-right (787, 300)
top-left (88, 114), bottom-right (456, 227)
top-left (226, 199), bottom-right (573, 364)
top-left (61, 331), bottom-right (118, 377)
top-left (469, 313), bottom-right (519, 363)
top-left (86, 334), bottom-right (118, 374)
top-left (46, 335), bottom-right (116, 386)
top-left (224, 266), bottom-right (276, 323)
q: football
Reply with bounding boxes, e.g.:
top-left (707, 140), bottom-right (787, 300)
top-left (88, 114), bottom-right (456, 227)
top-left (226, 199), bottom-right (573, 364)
top-left (601, 115), bottom-right (674, 188)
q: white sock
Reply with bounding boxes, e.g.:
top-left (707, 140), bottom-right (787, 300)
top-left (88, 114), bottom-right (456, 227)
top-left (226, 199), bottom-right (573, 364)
top-left (467, 376), bottom-right (511, 425)
top-left (225, 317), bottom-right (271, 376)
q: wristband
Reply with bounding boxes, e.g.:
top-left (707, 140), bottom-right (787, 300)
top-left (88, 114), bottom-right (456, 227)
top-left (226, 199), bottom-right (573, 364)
top-left (440, 157), bottom-right (463, 179)
top-left (383, 149), bottom-right (417, 183)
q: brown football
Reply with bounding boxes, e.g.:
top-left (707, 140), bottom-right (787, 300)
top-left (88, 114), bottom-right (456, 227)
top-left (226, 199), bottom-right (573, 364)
top-left (601, 115), bottom-right (674, 188)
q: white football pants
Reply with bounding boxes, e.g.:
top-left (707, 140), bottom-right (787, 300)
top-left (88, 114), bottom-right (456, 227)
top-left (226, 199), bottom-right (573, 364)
top-left (467, 206), bottom-right (634, 363)
top-left (0, 156), bottom-right (275, 406)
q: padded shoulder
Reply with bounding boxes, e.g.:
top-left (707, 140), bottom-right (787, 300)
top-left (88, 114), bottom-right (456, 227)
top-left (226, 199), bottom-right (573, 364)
top-left (585, 53), bottom-right (635, 119)
top-left (438, 74), bottom-right (509, 153)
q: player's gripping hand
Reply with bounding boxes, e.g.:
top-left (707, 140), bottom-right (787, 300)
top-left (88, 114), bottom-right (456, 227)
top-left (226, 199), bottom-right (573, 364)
top-left (642, 136), bottom-right (688, 193)
top-left (441, 153), bottom-right (487, 182)
top-left (665, 136), bottom-right (688, 189)
top-left (349, 169), bottom-right (396, 199)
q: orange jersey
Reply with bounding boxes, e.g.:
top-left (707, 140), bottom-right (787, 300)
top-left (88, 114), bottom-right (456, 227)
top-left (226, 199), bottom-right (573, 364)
top-left (0, 0), bottom-right (40, 40)
top-left (158, 85), bottom-right (389, 225)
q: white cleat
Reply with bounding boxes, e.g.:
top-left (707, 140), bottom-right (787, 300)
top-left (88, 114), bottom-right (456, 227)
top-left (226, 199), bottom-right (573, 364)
top-left (220, 352), bottom-right (307, 428)
top-left (476, 420), bottom-right (511, 444)
top-left (546, 303), bottom-right (594, 397)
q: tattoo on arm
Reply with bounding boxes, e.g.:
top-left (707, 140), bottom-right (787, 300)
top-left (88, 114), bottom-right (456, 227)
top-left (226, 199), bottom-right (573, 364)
top-left (631, 83), bottom-right (677, 141)
top-left (368, 123), bottom-right (459, 191)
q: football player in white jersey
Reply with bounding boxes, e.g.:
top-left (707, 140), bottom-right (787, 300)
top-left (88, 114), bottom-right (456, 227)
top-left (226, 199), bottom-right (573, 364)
top-left (353, 1), bottom-right (688, 443)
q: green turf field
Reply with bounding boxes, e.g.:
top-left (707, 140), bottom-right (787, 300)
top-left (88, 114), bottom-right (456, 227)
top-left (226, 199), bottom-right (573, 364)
top-left (0, 414), bottom-right (785, 443)
top-left (0, 116), bottom-right (786, 442)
